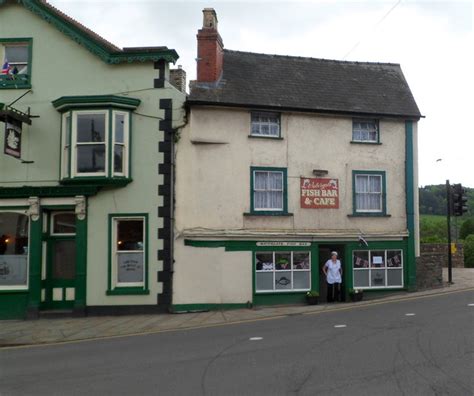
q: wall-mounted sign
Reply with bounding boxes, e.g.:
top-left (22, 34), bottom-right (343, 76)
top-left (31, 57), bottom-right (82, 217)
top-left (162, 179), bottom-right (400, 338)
top-left (256, 242), bottom-right (311, 247)
top-left (4, 117), bottom-right (22, 159)
top-left (301, 177), bottom-right (339, 209)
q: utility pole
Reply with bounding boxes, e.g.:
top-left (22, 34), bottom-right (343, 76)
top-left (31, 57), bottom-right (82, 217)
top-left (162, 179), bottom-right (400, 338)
top-left (446, 180), bottom-right (453, 284)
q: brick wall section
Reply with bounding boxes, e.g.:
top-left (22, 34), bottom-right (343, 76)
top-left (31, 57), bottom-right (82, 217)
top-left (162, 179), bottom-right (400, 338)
top-left (196, 28), bottom-right (224, 82)
top-left (421, 243), bottom-right (464, 267)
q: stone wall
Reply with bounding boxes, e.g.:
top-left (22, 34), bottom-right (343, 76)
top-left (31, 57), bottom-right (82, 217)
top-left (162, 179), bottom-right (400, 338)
top-left (416, 243), bottom-right (464, 291)
top-left (421, 244), bottom-right (464, 268)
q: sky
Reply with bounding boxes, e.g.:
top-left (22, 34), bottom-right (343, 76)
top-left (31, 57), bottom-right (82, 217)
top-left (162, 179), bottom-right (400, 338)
top-left (49, 0), bottom-right (473, 187)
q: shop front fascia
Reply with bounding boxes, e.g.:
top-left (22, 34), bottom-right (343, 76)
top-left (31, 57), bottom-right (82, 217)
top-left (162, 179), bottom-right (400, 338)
top-left (0, 187), bottom-right (97, 319)
top-left (175, 235), bottom-right (409, 312)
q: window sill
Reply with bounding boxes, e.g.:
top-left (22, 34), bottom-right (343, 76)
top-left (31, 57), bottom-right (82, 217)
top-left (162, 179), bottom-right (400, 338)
top-left (244, 212), bottom-right (293, 217)
top-left (0, 288), bottom-right (28, 294)
top-left (0, 83), bottom-right (32, 90)
top-left (348, 213), bottom-right (391, 217)
top-left (106, 288), bottom-right (149, 296)
top-left (350, 141), bottom-right (382, 145)
top-left (60, 177), bottom-right (132, 187)
top-left (248, 135), bottom-right (284, 140)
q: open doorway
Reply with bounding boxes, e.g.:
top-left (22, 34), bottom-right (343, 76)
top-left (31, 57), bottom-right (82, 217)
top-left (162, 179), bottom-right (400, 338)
top-left (318, 244), bottom-right (345, 302)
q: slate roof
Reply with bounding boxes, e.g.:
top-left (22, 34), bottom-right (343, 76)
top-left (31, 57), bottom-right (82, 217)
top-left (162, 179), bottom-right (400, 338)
top-left (189, 50), bottom-right (421, 119)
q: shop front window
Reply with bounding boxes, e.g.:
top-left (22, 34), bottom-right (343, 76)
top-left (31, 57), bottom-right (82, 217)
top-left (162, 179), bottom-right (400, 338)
top-left (255, 251), bottom-right (310, 292)
top-left (0, 212), bottom-right (29, 290)
top-left (353, 249), bottom-right (403, 289)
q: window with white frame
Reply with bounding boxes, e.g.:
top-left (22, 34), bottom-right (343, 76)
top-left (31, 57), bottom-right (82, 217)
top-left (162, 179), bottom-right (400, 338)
top-left (353, 250), bottom-right (403, 288)
top-left (111, 216), bottom-right (146, 288)
top-left (251, 112), bottom-right (280, 137)
top-left (252, 168), bottom-right (286, 213)
top-left (61, 110), bottom-right (130, 179)
top-left (255, 251), bottom-right (311, 292)
top-left (354, 172), bottom-right (385, 213)
top-left (0, 212), bottom-right (29, 290)
top-left (352, 119), bottom-right (379, 143)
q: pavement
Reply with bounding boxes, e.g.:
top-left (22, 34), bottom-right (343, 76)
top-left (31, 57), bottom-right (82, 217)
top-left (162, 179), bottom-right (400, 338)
top-left (1, 267), bottom-right (472, 349)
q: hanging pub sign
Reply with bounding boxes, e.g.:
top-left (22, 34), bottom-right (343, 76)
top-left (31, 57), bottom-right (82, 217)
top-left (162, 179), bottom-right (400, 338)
top-left (301, 177), bottom-right (339, 209)
top-left (4, 117), bottom-right (22, 158)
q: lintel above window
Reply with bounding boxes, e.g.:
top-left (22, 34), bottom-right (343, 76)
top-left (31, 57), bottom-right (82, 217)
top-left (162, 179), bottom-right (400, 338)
top-left (250, 111), bottom-right (281, 138)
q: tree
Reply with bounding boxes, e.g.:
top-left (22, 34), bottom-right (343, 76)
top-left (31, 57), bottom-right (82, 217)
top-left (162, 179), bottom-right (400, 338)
top-left (463, 235), bottom-right (474, 268)
top-left (460, 218), bottom-right (474, 240)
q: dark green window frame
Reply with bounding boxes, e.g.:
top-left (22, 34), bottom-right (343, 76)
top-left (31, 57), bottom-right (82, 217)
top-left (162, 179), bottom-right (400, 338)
top-left (55, 96), bottom-right (140, 186)
top-left (107, 213), bottom-right (149, 296)
top-left (351, 170), bottom-right (388, 217)
top-left (248, 166), bottom-right (289, 216)
top-left (351, 118), bottom-right (381, 144)
top-left (0, 38), bottom-right (33, 89)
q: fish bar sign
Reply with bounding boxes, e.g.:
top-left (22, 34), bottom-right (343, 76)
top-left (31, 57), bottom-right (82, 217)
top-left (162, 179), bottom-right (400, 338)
top-left (301, 178), bottom-right (339, 209)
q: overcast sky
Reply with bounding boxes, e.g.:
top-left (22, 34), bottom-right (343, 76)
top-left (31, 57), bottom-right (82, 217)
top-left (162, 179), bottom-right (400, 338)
top-left (50, 0), bottom-right (473, 187)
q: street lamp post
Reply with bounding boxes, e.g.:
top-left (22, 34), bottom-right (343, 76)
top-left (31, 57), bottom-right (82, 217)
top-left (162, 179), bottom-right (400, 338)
top-left (446, 179), bottom-right (453, 284)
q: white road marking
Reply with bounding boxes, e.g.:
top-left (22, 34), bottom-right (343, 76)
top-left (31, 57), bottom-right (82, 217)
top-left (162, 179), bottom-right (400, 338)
top-left (468, 303), bottom-right (474, 307)
top-left (334, 324), bottom-right (347, 328)
top-left (405, 313), bottom-right (416, 316)
top-left (249, 337), bottom-right (263, 341)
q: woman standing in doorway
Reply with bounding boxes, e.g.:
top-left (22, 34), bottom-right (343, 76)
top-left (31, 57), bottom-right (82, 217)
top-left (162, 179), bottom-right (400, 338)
top-left (323, 251), bottom-right (342, 302)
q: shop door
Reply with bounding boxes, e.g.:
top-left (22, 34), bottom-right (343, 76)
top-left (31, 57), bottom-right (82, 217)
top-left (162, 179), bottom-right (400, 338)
top-left (319, 245), bottom-right (345, 302)
top-left (42, 212), bottom-right (77, 310)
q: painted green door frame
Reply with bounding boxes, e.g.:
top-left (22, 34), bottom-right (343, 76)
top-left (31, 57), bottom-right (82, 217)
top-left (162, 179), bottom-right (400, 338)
top-left (42, 236), bottom-right (76, 310)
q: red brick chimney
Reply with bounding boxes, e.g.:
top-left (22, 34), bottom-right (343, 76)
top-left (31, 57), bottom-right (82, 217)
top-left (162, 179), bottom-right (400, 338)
top-left (196, 8), bottom-right (224, 83)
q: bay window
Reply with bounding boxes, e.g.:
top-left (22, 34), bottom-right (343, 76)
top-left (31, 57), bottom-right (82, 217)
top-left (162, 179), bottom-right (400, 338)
top-left (54, 95), bottom-right (140, 184)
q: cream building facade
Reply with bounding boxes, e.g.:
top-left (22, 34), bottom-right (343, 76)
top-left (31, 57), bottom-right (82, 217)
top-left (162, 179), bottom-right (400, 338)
top-left (173, 9), bottom-right (421, 310)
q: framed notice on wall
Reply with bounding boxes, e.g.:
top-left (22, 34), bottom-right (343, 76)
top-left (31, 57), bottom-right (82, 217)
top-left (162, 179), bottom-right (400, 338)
top-left (300, 178), bottom-right (339, 209)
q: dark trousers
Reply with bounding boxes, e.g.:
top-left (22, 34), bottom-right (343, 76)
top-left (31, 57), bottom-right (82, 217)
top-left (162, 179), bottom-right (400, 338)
top-left (327, 282), bottom-right (341, 302)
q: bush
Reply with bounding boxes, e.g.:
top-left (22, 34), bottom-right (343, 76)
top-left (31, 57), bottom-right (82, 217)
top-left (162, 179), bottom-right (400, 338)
top-left (464, 235), bottom-right (474, 268)
top-left (460, 218), bottom-right (474, 240)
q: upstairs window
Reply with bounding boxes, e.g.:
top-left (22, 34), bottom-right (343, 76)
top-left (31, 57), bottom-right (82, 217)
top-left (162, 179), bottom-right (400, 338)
top-left (250, 167), bottom-right (288, 215)
top-left (251, 112), bottom-right (280, 138)
top-left (352, 119), bottom-right (379, 143)
top-left (54, 95), bottom-right (140, 184)
top-left (0, 38), bottom-right (32, 89)
top-left (353, 171), bottom-right (386, 215)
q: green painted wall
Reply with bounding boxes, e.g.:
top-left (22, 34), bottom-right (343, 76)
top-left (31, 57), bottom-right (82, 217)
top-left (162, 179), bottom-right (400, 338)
top-left (0, 3), bottom-right (186, 317)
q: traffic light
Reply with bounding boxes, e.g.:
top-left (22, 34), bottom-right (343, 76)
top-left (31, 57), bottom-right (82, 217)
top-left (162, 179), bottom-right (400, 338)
top-left (451, 183), bottom-right (468, 216)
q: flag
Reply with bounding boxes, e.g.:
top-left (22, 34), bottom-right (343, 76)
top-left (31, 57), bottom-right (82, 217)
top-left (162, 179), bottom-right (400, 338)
top-left (1, 59), bottom-right (10, 75)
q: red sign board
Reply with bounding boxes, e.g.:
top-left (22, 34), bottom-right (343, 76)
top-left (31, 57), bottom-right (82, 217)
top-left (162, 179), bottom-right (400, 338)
top-left (300, 178), bottom-right (339, 209)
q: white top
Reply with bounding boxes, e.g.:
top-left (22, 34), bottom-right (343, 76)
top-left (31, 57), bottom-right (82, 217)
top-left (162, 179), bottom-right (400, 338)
top-left (324, 259), bottom-right (342, 284)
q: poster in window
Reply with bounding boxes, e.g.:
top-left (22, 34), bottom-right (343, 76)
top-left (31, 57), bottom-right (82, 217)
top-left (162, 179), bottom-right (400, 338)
top-left (301, 178), bottom-right (339, 209)
top-left (4, 118), bottom-right (22, 159)
top-left (0, 255), bottom-right (28, 286)
top-left (117, 253), bottom-right (143, 283)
